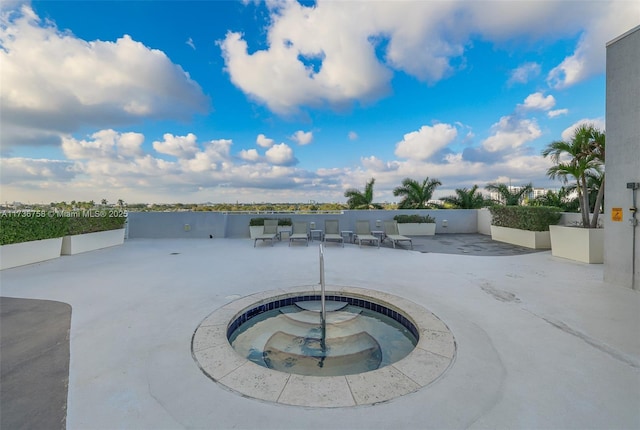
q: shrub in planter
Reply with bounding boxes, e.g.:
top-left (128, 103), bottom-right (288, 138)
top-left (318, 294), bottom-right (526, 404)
top-left (393, 214), bottom-right (436, 224)
top-left (0, 215), bottom-right (69, 245)
top-left (489, 206), bottom-right (561, 231)
top-left (62, 212), bottom-right (127, 255)
top-left (0, 214), bottom-right (70, 269)
top-left (67, 212), bottom-right (127, 235)
top-left (249, 217), bottom-right (292, 226)
top-left (489, 206), bottom-right (561, 249)
top-left (249, 217), bottom-right (292, 239)
top-left (393, 214), bottom-right (436, 236)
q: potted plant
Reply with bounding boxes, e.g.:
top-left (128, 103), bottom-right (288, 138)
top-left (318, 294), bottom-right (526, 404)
top-left (61, 210), bottom-right (127, 255)
top-left (542, 124), bottom-right (605, 263)
top-left (0, 212), bottom-right (69, 270)
top-left (489, 206), bottom-right (561, 249)
top-left (393, 214), bottom-right (436, 236)
top-left (249, 217), bottom-right (292, 239)
top-left (275, 217), bottom-right (292, 239)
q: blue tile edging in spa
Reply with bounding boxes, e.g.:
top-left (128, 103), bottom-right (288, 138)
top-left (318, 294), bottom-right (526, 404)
top-left (226, 294), bottom-right (419, 341)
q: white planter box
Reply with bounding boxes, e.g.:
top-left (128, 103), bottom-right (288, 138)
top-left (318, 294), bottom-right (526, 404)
top-left (61, 228), bottom-right (125, 255)
top-left (397, 223), bottom-right (436, 236)
top-left (1, 237), bottom-right (63, 270)
top-left (549, 225), bottom-right (604, 264)
top-left (490, 225), bottom-right (551, 249)
top-left (249, 225), bottom-right (263, 239)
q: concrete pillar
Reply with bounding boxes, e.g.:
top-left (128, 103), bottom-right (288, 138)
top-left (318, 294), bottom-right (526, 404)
top-left (604, 25), bottom-right (640, 290)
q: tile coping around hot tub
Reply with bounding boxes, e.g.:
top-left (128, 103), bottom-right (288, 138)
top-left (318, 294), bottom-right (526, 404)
top-left (191, 285), bottom-right (456, 408)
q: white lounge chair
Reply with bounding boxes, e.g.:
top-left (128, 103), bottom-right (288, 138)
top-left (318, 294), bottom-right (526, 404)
top-left (355, 220), bottom-right (379, 248)
top-left (323, 219), bottom-right (344, 247)
top-left (254, 219), bottom-right (279, 247)
top-left (289, 222), bottom-right (309, 246)
top-left (383, 220), bottom-right (413, 249)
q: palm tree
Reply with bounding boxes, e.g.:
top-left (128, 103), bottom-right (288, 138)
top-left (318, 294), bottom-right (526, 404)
top-left (585, 171), bottom-right (604, 215)
top-left (441, 185), bottom-right (490, 209)
top-left (392, 177), bottom-right (442, 209)
top-left (542, 124), bottom-right (605, 228)
top-left (531, 187), bottom-right (579, 212)
top-left (485, 182), bottom-right (533, 206)
top-left (344, 178), bottom-right (383, 209)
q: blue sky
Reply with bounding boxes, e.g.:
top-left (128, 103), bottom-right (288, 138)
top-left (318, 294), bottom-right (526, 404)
top-left (1, 1), bottom-right (637, 204)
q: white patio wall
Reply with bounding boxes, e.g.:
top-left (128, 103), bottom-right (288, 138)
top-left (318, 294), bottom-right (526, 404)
top-left (127, 210), bottom-right (479, 239)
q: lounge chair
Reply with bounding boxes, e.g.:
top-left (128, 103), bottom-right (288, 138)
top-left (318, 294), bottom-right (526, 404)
top-left (383, 220), bottom-right (413, 249)
top-left (355, 220), bottom-right (379, 248)
top-left (254, 219), bottom-right (279, 247)
top-left (289, 222), bottom-right (309, 246)
top-left (323, 219), bottom-right (344, 247)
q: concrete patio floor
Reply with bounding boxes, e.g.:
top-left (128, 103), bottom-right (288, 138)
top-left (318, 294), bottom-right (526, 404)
top-left (1, 235), bottom-right (639, 429)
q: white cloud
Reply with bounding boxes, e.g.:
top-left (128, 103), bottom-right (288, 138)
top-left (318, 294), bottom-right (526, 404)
top-left (219, 7), bottom-right (391, 115)
top-left (360, 156), bottom-right (399, 172)
top-left (256, 134), bottom-right (274, 148)
top-left (0, 157), bottom-right (77, 184)
top-left (265, 143), bottom-right (297, 166)
top-left (291, 130), bottom-right (313, 146)
top-left (201, 139), bottom-right (233, 164)
top-left (238, 148), bottom-right (260, 162)
top-left (520, 92), bottom-right (555, 111)
top-left (548, 109), bottom-right (569, 118)
top-left (221, 1), bottom-right (633, 114)
top-left (560, 118), bottom-right (606, 141)
top-left (0, 5), bottom-right (209, 147)
top-left (508, 62), bottom-right (541, 85)
top-left (152, 133), bottom-right (199, 158)
top-left (62, 129), bottom-right (145, 160)
top-left (546, 2), bottom-right (640, 88)
top-left (481, 116), bottom-right (542, 153)
top-left (394, 124), bottom-right (457, 161)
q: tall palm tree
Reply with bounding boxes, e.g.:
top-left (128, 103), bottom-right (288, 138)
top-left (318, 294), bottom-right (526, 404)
top-left (441, 185), bottom-right (490, 209)
top-left (393, 177), bottom-right (442, 209)
top-left (542, 124), bottom-right (605, 228)
top-left (485, 182), bottom-right (533, 206)
top-left (344, 178), bottom-right (382, 209)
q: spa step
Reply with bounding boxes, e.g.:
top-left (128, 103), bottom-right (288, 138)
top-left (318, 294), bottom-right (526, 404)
top-left (263, 331), bottom-right (382, 376)
top-left (295, 300), bottom-right (348, 312)
top-left (280, 309), bottom-right (361, 325)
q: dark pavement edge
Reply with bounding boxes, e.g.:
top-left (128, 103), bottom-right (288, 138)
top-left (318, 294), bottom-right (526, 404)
top-left (1, 297), bottom-right (71, 430)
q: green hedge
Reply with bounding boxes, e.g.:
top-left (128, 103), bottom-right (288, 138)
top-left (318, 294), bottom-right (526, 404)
top-left (249, 217), bottom-right (292, 226)
top-left (0, 211), bottom-right (127, 245)
top-left (393, 214), bottom-right (436, 224)
top-left (0, 214), bottom-right (69, 245)
top-left (489, 206), bottom-right (561, 231)
top-left (67, 212), bottom-right (127, 235)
